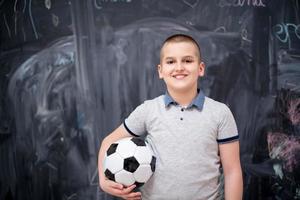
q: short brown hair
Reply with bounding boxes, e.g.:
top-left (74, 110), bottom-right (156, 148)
top-left (160, 34), bottom-right (201, 62)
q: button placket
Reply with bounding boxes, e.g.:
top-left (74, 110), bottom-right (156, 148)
top-left (180, 107), bottom-right (184, 121)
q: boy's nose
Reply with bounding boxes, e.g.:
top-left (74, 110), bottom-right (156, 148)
top-left (175, 62), bottom-right (184, 71)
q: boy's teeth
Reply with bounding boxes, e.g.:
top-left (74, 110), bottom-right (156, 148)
top-left (175, 75), bottom-right (185, 79)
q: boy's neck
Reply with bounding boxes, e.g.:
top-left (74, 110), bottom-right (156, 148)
top-left (167, 87), bottom-right (198, 107)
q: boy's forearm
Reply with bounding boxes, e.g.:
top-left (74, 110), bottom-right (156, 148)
top-left (224, 171), bottom-right (243, 200)
top-left (98, 137), bottom-right (111, 182)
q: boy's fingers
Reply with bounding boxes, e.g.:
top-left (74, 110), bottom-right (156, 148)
top-left (103, 181), bottom-right (141, 199)
top-left (122, 184), bottom-right (136, 193)
top-left (122, 192), bottom-right (142, 200)
top-left (107, 188), bottom-right (122, 196)
top-left (108, 180), bottom-right (123, 190)
top-left (124, 196), bottom-right (142, 200)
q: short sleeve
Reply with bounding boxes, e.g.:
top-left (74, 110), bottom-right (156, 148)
top-left (217, 104), bottom-right (239, 144)
top-left (123, 102), bottom-right (148, 137)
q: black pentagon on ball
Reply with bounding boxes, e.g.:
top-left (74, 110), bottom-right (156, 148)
top-left (104, 169), bottom-right (115, 181)
top-left (124, 156), bottom-right (140, 172)
top-left (107, 143), bottom-right (118, 156)
top-left (134, 181), bottom-right (144, 188)
top-left (150, 156), bottom-right (156, 172)
top-left (131, 137), bottom-right (146, 146)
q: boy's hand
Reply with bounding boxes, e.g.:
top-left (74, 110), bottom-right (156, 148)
top-left (100, 178), bottom-right (142, 200)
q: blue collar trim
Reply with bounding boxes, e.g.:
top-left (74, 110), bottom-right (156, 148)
top-left (164, 89), bottom-right (205, 110)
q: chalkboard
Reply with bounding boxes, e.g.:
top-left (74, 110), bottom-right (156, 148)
top-left (1, 0), bottom-right (300, 200)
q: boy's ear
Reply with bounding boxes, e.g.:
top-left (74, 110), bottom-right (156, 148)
top-left (198, 61), bottom-right (205, 77)
top-left (157, 64), bottom-right (163, 79)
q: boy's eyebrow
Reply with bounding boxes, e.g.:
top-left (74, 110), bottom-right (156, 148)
top-left (182, 56), bottom-right (195, 59)
top-left (164, 55), bottom-right (196, 60)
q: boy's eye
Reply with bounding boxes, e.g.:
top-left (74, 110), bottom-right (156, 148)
top-left (166, 60), bottom-right (175, 64)
top-left (183, 59), bottom-right (193, 63)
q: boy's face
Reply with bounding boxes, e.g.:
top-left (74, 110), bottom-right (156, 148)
top-left (158, 41), bottom-right (205, 93)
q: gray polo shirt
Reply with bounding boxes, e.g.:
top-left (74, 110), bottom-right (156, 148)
top-left (123, 91), bottom-right (238, 200)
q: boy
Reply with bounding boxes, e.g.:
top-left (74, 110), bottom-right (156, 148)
top-left (98, 34), bottom-right (243, 200)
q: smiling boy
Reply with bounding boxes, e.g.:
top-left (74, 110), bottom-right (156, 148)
top-left (98, 34), bottom-right (243, 200)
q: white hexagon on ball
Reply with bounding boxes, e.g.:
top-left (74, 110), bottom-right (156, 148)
top-left (116, 139), bottom-right (137, 158)
top-left (115, 170), bottom-right (135, 186)
top-left (133, 164), bottom-right (153, 183)
top-left (134, 146), bottom-right (153, 164)
top-left (104, 153), bottom-right (124, 174)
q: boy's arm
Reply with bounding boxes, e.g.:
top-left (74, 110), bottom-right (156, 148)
top-left (219, 141), bottom-right (243, 200)
top-left (98, 124), bottom-right (142, 200)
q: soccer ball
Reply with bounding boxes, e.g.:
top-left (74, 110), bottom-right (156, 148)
top-left (103, 137), bottom-right (156, 187)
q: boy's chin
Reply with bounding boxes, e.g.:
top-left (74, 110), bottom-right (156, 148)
top-left (167, 86), bottom-right (196, 93)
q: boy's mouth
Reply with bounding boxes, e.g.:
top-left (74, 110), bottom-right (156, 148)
top-left (173, 74), bottom-right (187, 79)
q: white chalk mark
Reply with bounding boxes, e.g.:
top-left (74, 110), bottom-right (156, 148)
top-left (46, 162), bottom-right (58, 170)
top-left (186, 21), bottom-right (195, 26)
top-left (14, 0), bottom-right (18, 35)
top-left (14, 0), bottom-right (18, 12)
top-left (241, 28), bottom-right (252, 43)
top-left (290, 84), bottom-right (300, 92)
top-left (3, 14), bottom-right (11, 38)
top-left (218, 0), bottom-right (266, 7)
top-left (29, 0), bottom-right (39, 39)
top-left (52, 13), bottom-right (59, 27)
top-left (45, 0), bottom-right (51, 9)
top-left (214, 26), bottom-right (226, 33)
top-left (182, 0), bottom-right (199, 8)
top-left (255, 0), bottom-right (266, 7)
top-left (89, 167), bottom-right (99, 185)
top-left (14, 15), bottom-right (17, 35)
top-left (23, 0), bottom-right (26, 13)
top-left (94, 0), bottom-right (102, 9)
top-left (64, 193), bottom-right (77, 200)
top-left (217, 0), bottom-right (228, 7)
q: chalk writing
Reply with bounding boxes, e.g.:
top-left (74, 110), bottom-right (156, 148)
top-left (241, 28), bottom-right (252, 43)
top-left (214, 26), bottom-right (226, 32)
top-left (214, 26), bottom-right (252, 43)
top-left (218, 0), bottom-right (266, 7)
top-left (273, 23), bottom-right (300, 44)
top-left (273, 23), bottom-right (300, 43)
top-left (94, 0), bottom-right (102, 9)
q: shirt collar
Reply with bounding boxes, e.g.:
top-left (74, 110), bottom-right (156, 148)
top-left (164, 89), bottom-right (205, 110)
